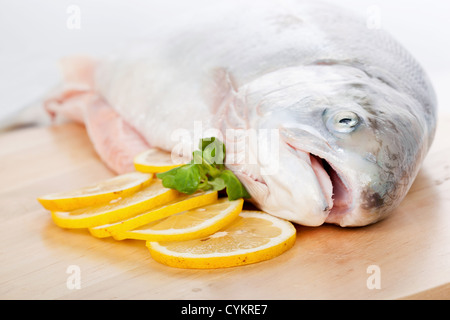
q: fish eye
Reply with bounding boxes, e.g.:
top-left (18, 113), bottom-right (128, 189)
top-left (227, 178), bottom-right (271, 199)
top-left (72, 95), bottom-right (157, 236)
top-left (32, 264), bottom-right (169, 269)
top-left (327, 111), bottom-right (360, 133)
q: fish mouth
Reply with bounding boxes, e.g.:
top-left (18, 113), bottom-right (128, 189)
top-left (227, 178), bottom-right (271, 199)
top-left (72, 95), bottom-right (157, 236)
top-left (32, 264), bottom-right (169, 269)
top-left (231, 134), bottom-right (353, 225)
top-left (311, 154), bottom-right (352, 222)
top-left (287, 143), bottom-right (353, 222)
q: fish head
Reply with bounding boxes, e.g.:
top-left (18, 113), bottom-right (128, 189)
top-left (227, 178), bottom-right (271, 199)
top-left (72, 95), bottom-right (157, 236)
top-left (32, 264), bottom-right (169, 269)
top-left (226, 64), bottom-right (431, 226)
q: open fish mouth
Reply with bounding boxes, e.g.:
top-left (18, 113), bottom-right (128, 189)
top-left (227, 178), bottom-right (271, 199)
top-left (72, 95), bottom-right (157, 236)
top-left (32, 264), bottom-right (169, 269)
top-left (287, 143), bottom-right (353, 223)
top-left (234, 137), bottom-right (354, 225)
top-left (310, 153), bottom-right (352, 222)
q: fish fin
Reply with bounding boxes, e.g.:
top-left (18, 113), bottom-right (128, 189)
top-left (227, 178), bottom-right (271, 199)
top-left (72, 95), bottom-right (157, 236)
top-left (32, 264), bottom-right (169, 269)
top-left (44, 55), bottom-right (150, 174)
top-left (83, 97), bottom-right (150, 174)
top-left (44, 56), bottom-right (97, 122)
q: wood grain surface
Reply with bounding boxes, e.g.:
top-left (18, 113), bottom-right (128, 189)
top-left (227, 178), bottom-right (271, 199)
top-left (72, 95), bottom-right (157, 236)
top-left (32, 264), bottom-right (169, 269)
top-left (0, 116), bottom-right (449, 300)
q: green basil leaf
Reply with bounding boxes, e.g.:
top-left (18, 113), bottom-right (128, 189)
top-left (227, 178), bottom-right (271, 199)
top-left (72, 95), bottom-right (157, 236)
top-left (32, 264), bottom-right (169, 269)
top-left (157, 138), bottom-right (250, 200)
top-left (192, 150), bottom-right (203, 165)
top-left (199, 137), bottom-right (216, 151)
top-left (157, 164), bottom-right (200, 195)
top-left (207, 177), bottom-right (226, 191)
top-left (219, 170), bottom-right (251, 200)
top-left (156, 166), bottom-right (180, 179)
top-left (201, 138), bottom-right (226, 166)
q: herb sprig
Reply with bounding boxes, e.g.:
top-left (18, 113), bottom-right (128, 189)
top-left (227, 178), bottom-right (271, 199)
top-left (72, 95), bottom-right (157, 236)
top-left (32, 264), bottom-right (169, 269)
top-left (156, 138), bottom-right (251, 200)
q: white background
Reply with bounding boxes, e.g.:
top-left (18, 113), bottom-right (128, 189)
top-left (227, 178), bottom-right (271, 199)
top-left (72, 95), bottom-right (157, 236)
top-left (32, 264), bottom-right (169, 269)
top-left (1, 0), bottom-right (449, 127)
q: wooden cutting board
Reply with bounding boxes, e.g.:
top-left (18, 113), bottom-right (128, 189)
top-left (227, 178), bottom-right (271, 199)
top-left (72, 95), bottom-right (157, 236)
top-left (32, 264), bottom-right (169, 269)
top-left (0, 116), bottom-right (449, 300)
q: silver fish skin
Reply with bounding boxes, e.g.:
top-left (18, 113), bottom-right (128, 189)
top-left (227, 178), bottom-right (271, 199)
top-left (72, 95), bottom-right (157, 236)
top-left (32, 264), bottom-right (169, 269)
top-left (57, 0), bottom-right (438, 227)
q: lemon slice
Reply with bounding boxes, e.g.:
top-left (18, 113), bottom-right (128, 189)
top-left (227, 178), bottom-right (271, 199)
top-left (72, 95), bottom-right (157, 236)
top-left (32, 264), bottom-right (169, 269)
top-left (38, 172), bottom-right (153, 211)
top-left (147, 210), bottom-right (297, 269)
top-left (51, 179), bottom-right (179, 229)
top-left (134, 148), bottom-right (187, 173)
top-left (89, 190), bottom-right (218, 238)
top-left (116, 198), bottom-right (244, 241)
